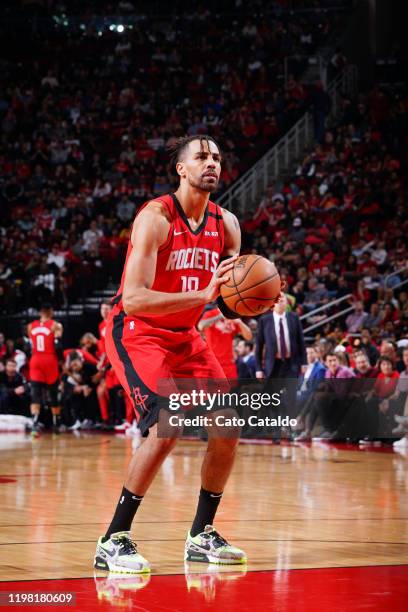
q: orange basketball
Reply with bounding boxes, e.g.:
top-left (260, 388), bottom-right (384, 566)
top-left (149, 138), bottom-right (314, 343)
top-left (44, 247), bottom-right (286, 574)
top-left (220, 254), bottom-right (282, 317)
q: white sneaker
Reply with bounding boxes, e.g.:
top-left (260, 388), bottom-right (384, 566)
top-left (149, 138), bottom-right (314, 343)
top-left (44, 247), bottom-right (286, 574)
top-left (184, 525), bottom-right (247, 564)
top-left (125, 421), bottom-right (141, 438)
top-left (393, 436), bottom-right (408, 449)
top-left (69, 420), bottom-right (82, 431)
top-left (395, 415), bottom-right (408, 426)
top-left (114, 421), bottom-right (131, 432)
top-left (81, 419), bottom-right (94, 430)
top-left (94, 531), bottom-right (150, 574)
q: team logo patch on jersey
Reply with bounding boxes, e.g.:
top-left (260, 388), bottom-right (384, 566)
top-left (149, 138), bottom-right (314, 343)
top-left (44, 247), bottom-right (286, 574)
top-left (131, 387), bottom-right (149, 413)
top-left (205, 231), bottom-right (218, 237)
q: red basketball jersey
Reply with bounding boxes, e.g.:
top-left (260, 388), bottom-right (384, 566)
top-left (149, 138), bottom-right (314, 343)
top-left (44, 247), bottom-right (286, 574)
top-left (113, 193), bottom-right (225, 330)
top-left (98, 319), bottom-right (107, 354)
top-left (29, 319), bottom-right (57, 356)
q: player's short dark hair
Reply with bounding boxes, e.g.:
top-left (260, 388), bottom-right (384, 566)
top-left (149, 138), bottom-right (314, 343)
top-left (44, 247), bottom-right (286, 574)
top-left (325, 351), bottom-right (338, 359)
top-left (40, 303), bottom-right (53, 313)
top-left (167, 135), bottom-right (221, 169)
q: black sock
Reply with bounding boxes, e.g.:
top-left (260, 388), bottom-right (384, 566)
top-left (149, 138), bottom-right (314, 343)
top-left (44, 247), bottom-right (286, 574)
top-left (190, 487), bottom-right (223, 537)
top-left (104, 487), bottom-right (143, 540)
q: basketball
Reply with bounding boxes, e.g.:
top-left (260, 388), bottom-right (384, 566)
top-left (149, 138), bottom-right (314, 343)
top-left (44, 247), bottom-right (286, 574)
top-left (220, 254), bottom-right (282, 317)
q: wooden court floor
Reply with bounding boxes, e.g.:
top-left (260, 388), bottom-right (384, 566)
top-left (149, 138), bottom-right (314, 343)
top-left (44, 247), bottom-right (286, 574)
top-left (0, 432), bottom-right (407, 584)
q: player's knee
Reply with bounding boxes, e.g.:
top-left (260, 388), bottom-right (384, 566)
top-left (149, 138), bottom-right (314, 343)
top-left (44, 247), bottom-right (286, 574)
top-left (209, 436), bottom-right (239, 457)
top-left (207, 408), bottom-right (242, 441)
top-left (152, 436), bottom-right (178, 456)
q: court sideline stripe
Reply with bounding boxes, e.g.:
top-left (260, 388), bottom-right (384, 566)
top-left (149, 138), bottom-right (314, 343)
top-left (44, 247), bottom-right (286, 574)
top-left (1, 564), bottom-right (408, 584)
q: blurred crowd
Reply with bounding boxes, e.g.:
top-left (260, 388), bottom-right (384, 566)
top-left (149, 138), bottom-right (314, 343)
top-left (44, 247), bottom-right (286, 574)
top-left (0, 2), bottom-right (407, 447)
top-left (0, 2), bottom-right (341, 312)
top-left (1, 300), bottom-right (408, 448)
top-left (241, 85), bottom-right (408, 343)
top-left (1, 80), bottom-right (407, 443)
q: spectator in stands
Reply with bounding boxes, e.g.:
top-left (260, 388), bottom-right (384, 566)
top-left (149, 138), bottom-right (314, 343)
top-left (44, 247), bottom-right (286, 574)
top-left (364, 303), bottom-right (383, 329)
top-left (83, 221), bottom-right (103, 253)
top-left (0, 358), bottom-right (29, 415)
top-left (303, 277), bottom-right (329, 313)
top-left (360, 328), bottom-right (380, 366)
top-left (346, 301), bottom-right (368, 333)
top-left (47, 244), bottom-right (66, 270)
top-left (363, 356), bottom-right (400, 441)
top-left (379, 340), bottom-right (399, 368)
top-left (31, 261), bottom-right (56, 305)
top-left (117, 195), bottom-right (136, 224)
top-left (354, 352), bottom-right (378, 381)
top-left (313, 351), bottom-right (355, 441)
top-left (392, 347), bottom-right (408, 449)
top-left (61, 351), bottom-right (98, 430)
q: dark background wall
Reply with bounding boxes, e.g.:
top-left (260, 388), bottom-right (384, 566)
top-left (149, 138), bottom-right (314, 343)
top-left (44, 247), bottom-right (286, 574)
top-left (342, 0), bottom-right (405, 89)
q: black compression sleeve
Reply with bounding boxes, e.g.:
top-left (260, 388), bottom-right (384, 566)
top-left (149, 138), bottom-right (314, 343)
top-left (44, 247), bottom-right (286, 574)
top-left (216, 295), bottom-right (238, 319)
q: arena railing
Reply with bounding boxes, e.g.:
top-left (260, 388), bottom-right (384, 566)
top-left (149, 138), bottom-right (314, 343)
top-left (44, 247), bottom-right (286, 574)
top-left (302, 304), bottom-right (356, 335)
top-left (300, 266), bottom-right (408, 335)
top-left (299, 293), bottom-right (353, 323)
top-left (218, 65), bottom-right (358, 215)
top-left (300, 293), bottom-right (354, 335)
top-left (384, 266), bottom-right (408, 289)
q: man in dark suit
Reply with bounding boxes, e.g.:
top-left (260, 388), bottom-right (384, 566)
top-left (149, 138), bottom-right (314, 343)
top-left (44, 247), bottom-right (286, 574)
top-left (255, 294), bottom-right (307, 420)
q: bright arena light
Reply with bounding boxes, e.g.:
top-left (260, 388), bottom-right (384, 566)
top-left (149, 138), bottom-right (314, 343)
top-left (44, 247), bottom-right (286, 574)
top-left (117, 24), bottom-right (125, 33)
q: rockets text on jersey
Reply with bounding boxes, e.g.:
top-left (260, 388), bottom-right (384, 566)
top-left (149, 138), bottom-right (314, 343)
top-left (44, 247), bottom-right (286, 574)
top-left (112, 193), bottom-right (225, 330)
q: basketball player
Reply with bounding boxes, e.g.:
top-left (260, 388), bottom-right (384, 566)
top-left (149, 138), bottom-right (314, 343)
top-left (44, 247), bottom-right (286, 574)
top-left (94, 135), bottom-right (247, 573)
top-left (198, 306), bottom-right (253, 379)
top-left (28, 304), bottom-right (63, 433)
top-left (96, 301), bottom-right (134, 431)
top-left (96, 302), bottom-right (114, 425)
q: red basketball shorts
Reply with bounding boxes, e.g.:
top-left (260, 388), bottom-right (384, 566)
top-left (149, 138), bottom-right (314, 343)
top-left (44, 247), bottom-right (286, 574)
top-left (29, 354), bottom-right (59, 386)
top-left (105, 308), bottom-right (227, 436)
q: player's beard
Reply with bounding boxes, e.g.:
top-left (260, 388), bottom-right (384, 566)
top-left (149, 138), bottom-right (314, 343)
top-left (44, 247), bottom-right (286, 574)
top-left (188, 174), bottom-right (219, 193)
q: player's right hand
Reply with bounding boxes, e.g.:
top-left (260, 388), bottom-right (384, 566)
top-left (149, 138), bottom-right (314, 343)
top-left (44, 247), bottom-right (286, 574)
top-left (202, 255), bottom-right (238, 303)
top-left (256, 371), bottom-right (265, 379)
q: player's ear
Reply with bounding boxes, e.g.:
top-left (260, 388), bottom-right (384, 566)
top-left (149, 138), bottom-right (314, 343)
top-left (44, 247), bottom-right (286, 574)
top-left (176, 161), bottom-right (186, 179)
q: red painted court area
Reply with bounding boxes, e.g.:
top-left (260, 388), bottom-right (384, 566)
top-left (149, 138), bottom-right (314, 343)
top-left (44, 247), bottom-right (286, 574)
top-left (1, 565), bottom-right (407, 611)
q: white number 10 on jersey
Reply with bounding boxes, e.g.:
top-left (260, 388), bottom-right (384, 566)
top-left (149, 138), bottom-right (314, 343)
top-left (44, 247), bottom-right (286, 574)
top-left (181, 276), bottom-right (199, 292)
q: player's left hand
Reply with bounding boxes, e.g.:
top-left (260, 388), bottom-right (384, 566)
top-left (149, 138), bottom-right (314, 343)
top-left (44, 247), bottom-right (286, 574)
top-left (202, 254), bottom-right (239, 303)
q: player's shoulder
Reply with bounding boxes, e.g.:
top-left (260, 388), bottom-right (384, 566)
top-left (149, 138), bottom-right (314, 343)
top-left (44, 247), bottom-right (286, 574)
top-left (131, 198), bottom-right (172, 246)
top-left (220, 207), bottom-right (240, 229)
top-left (138, 198), bottom-right (172, 225)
